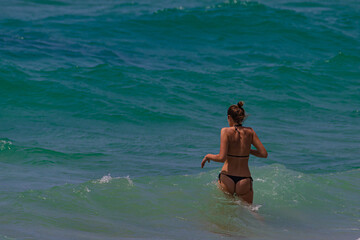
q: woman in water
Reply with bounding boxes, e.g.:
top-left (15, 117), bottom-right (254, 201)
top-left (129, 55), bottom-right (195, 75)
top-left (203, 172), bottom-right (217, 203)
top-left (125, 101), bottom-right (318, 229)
top-left (201, 101), bottom-right (267, 204)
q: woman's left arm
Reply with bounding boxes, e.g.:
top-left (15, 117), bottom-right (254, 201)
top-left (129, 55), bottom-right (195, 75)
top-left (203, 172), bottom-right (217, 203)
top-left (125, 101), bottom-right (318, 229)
top-left (201, 128), bottom-right (228, 168)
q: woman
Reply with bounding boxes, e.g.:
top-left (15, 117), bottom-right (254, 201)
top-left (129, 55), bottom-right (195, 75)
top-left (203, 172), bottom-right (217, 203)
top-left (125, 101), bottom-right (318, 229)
top-left (201, 101), bottom-right (267, 204)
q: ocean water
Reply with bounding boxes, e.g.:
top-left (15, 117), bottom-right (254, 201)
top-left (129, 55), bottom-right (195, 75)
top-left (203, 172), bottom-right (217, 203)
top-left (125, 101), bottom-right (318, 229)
top-left (0, 0), bottom-right (359, 239)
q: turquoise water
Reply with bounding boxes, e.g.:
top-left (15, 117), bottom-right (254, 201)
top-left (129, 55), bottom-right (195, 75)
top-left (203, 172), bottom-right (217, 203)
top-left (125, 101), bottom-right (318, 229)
top-left (1, 0), bottom-right (359, 239)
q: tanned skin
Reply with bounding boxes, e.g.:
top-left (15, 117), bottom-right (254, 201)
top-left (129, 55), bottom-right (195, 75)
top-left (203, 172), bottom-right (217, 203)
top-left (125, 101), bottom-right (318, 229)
top-left (201, 115), bottom-right (267, 204)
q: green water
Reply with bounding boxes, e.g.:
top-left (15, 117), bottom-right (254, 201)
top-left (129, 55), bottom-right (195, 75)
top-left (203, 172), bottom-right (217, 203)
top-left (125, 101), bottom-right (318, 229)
top-left (0, 0), bottom-right (359, 239)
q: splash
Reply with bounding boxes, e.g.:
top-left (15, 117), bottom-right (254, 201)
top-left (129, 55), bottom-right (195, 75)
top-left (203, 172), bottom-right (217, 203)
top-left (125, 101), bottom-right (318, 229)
top-left (0, 140), bottom-right (12, 151)
top-left (98, 174), bottom-right (112, 184)
top-left (233, 199), bottom-right (263, 212)
top-left (95, 174), bottom-right (134, 186)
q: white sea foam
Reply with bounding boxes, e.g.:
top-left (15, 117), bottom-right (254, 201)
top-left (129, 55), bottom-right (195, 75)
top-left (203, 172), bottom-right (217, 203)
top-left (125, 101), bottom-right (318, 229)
top-left (95, 174), bottom-right (133, 186)
top-left (248, 204), bottom-right (262, 212)
top-left (123, 175), bottom-right (134, 186)
top-left (234, 199), bottom-right (262, 212)
top-left (0, 140), bottom-right (12, 151)
top-left (98, 174), bottom-right (112, 183)
top-left (255, 178), bottom-right (265, 182)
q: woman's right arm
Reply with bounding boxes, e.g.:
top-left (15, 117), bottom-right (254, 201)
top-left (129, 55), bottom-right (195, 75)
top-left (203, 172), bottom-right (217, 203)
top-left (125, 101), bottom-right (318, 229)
top-left (250, 129), bottom-right (268, 158)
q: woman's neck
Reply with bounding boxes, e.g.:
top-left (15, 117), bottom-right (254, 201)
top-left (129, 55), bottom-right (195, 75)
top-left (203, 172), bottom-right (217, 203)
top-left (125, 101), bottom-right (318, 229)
top-left (229, 123), bottom-right (242, 127)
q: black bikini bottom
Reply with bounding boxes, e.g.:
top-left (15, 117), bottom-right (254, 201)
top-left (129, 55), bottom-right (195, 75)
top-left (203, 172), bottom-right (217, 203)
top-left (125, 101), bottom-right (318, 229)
top-left (218, 172), bottom-right (253, 185)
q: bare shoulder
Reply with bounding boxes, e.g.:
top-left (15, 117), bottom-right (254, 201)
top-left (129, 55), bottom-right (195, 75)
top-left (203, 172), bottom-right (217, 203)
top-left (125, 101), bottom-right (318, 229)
top-left (243, 126), bottom-right (254, 135)
top-left (220, 127), bottom-right (232, 135)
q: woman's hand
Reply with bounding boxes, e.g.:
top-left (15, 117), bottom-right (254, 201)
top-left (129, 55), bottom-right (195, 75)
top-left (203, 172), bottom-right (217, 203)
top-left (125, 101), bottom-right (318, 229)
top-left (201, 155), bottom-right (210, 168)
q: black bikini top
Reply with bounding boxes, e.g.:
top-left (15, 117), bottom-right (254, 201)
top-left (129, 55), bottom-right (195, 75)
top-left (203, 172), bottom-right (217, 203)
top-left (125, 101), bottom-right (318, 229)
top-left (228, 124), bottom-right (249, 158)
top-left (227, 154), bottom-right (250, 158)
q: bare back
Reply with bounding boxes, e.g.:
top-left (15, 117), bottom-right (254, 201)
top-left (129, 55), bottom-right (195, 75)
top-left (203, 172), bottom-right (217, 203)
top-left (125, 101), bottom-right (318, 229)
top-left (201, 106), bottom-right (268, 204)
top-left (221, 126), bottom-right (253, 176)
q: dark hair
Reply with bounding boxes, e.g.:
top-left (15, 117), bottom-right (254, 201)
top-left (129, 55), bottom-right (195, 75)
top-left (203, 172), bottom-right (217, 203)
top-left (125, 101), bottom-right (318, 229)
top-left (227, 101), bottom-right (247, 124)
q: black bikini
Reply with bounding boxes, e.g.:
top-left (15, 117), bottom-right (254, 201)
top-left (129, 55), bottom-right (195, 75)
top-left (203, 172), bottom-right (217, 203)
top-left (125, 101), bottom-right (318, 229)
top-left (217, 124), bottom-right (253, 194)
top-left (222, 155), bottom-right (251, 185)
top-left (218, 173), bottom-right (253, 195)
top-left (227, 154), bottom-right (249, 158)
top-left (218, 173), bottom-right (253, 185)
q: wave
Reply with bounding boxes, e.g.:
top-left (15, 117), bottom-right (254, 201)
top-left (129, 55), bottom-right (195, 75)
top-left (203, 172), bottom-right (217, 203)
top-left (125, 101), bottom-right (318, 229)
top-left (0, 165), bottom-right (357, 239)
top-left (2, 0), bottom-right (358, 72)
top-left (0, 139), bottom-right (107, 166)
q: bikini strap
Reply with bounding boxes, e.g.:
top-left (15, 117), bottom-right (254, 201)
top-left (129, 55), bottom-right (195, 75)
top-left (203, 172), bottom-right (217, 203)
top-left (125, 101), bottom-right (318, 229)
top-left (227, 154), bottom-right (250, 158)
top-left (234, 124), bottom-right (242, 133)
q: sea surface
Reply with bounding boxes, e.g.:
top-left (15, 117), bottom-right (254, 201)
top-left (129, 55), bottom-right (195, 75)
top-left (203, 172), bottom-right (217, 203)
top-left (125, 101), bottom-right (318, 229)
top-left (0, 0), bottom-right (359, 239)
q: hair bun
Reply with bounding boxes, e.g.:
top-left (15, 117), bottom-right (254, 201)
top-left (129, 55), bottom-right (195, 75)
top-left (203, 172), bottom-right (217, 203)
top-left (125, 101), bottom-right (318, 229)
top-left (237, 101), bottom-right (244, 108)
